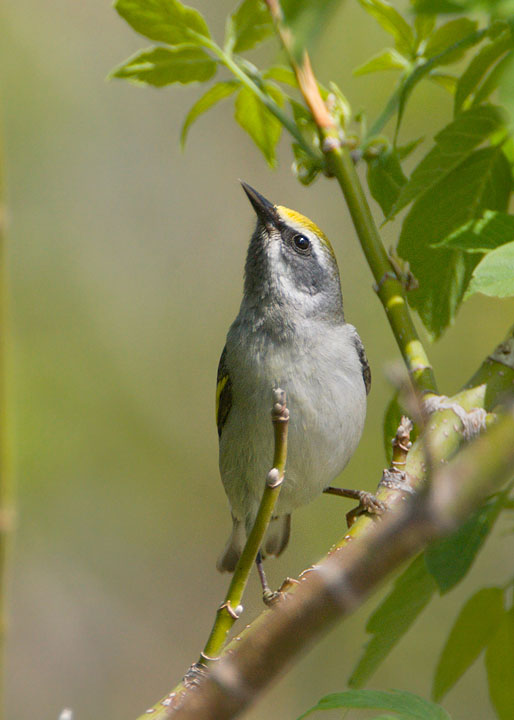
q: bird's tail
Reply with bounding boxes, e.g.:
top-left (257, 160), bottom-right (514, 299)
top-left (216, 514), bottom-right (291, 573)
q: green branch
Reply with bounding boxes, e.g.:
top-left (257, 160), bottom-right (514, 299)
top-left (321, 130), bottom-right (437, 394)
top-left (198, 388), bottom-right (289, 663)
top-left (135, 390), bottom-right (290, 719)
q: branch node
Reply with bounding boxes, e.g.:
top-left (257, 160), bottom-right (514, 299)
top-left (379, 468), bottom-right (416, 495)
top-left (391, 415), bottom-right (413, 468)
top-left (373, 271), bottom-right (398, 294)
top-left (219, 601), bottom-right (242, 620)
top-left (423, 395), bottom-right (487, 440)
top-left (266, 468), bottom-right (283, 488)
top-left (322, 135), bottom-right (341, 153)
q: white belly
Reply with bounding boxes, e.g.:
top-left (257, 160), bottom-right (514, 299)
top-left (219, 322), bottom-right (367, 530)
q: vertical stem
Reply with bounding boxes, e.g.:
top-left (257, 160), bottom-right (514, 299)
top-left (199, 389), bottom-right (289, 664)
top-left (321, 130), bottom-right (437, 394)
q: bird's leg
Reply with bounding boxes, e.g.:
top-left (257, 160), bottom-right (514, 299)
top-left (256, 551), bottom-right (277, 606)
top-left (256, 551), bottom-right (299, 606)
top-left (323, 486), bottom-right (385, 527)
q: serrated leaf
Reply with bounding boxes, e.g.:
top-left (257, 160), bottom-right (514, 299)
top-left (367, 147), bottom-right (408, 216)
top-left (485, 605), bottom-right (514, 720)
top-left (111, 45), bottom-right (217, 87)
top-left (235, 84), bottom-right (283, 166)
top-left (432, 211), bottom-right (514, 252)
top-left (298, 689), bottom-right (451, 720)
top-left (465, 241), bottom-right (514, 298)
top-left (354, 48), bottom-right (409, 75)
top-left (181, 80), bottom-right (238, 147)
top-left (432, 587), bottom-right (504, 701)
top-left (425, 494), bottom-right (506, 593)
top-left (424, 19), bottom-right (478, 65)
top-left (357, 0), bottom-right (415, 57)
top-left (114, 0), bottom-right (210, 44)
top-left (391, 104), bottom-right (506, 218)
top-left (397, 146), bottom-right (511, 337)
top-left (455, 33), bottom-right (513, 113)
top-left (225, 0), bottom-right (273, 53)
top-left (349, 555), bottom-right (436, 688)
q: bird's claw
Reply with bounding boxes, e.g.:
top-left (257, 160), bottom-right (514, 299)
top-left (346, 491), bottom-right (386, 528)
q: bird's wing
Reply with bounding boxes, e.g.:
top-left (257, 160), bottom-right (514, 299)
top-left (216, 345), bottom-right (233, 437)
top-left (352, 332), bottom-right (371, 395)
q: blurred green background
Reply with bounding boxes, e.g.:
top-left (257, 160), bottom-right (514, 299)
top-left (1, 1), bottom-right (513, 718)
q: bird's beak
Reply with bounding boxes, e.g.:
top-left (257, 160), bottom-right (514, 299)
top-left (240, 181), bottom-right (280, 228)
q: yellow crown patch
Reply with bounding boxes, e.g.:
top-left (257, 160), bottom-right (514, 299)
top-left (277, 206), bottom-right (335, 258)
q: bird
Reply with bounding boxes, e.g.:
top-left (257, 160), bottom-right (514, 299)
top-left (216, 182), bottom-right (374, 584)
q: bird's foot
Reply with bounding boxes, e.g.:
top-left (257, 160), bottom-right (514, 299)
top-left (346, 490), bottom-right (385, 528)
top-left (262, 577), bottom-right (299, 607)
top-left (323, 486), bottom-right (386, 527)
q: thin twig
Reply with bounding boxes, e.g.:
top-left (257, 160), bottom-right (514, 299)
top-left (198, 388), bottom-right (289, 663)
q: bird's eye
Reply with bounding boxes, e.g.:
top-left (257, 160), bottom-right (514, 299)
top-left (293, 234), bottom-right (311, 253)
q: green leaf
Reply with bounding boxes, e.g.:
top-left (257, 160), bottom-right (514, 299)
top-left (357, 0), bottom-right (415, 57)
top-left (391, 104), bottom-right (506, 218)
top-left (432, 587), bottom-right (505, 701)
top-left (349, 555), bottom-right (436, 688)
top-left (225, 0), bottom-right (273, 53)
top-left (367, 147), bottom-right (408, 216)
top-left (425, 494), bottom-right (506, 593)
top-left (111, 45), bottom-right (217, 87)
top-left (354, 48), bottom-right (409, 75)
top-left (432, 211), bottom-right (514, 252)
top-left (235, 84), bottom-right (283, 167)
top-left (264, 65), bottom-right (297, 86)
top-left (412, 0), bottom-right (467, 13)
top-left (455, 33), bottom-right (513, 113)
top-left (397, 146), bottom-right (511, 337)
top-left (465, 241), bottom-right (514, 298)
top-left (415, 14), bottom-right (436, 44)
top-left (393, 27), bottom-right (486, 138)
top-left (428, 72), bottom-right (457, 93)
top-left (424, 19), bottom-right (478, 66)
top-left (485, 605), bottom-right (514, 720)
top-left (114, 0), bottom-right (211, 44)
top-left (472, 52), bottom-right (513, 107)
top-left (298, 689), bottom-right (451, 720)
top-left (180, 80), bottom-right (239, 147)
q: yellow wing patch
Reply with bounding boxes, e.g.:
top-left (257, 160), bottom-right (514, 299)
top-left (277, 206), bottom-right (335, 258)
top-left (216, 375), bottom-right (228, 423)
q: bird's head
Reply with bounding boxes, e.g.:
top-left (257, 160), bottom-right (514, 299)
top-left (240, 182), bottom-right (344, 322)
